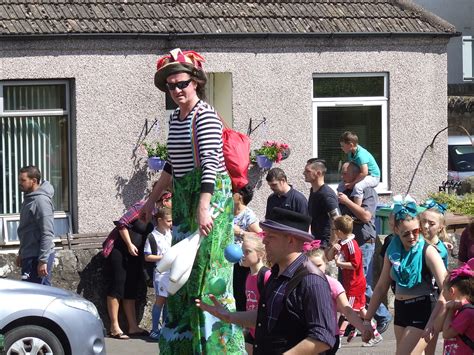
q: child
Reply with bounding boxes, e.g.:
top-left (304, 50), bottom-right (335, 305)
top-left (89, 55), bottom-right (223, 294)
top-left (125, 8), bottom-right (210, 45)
top-left (440, 259), bottom-right (474, 355)
top-left (305, 243), bottom-right (378, 351)
top-left (339, 131), bottom-right (380, 206)
top-left (240, 234), bottom-right (270, 355)
top-left (327, 215), bottom-right (382, 346)
top-left (420, 200), bottom-right (451, 268)
top-left (157, 190), bottom-right (172, 209)
top-left (143, 207), bottom-right (172, 340)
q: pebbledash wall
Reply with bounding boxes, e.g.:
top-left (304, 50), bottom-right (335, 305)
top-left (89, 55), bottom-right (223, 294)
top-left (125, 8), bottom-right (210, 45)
top-left (1, 36), bottom-right (448, 233)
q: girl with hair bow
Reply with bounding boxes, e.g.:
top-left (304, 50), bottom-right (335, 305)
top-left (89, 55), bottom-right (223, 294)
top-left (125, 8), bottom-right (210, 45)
top-left (420, 199), bottom-right (453, 268)
top-left (438, 258), bottom-right (474, 354)
top-left (364, 198), bottom-right (448, 355)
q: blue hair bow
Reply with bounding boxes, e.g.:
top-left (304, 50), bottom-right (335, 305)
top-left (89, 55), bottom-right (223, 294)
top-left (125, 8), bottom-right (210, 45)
top-left (393, 201), bottom-right (419, 221)
top-left (422, 199), bottom-right (447, 215)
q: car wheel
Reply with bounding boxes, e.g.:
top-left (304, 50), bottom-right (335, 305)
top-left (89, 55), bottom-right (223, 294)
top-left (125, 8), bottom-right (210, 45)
top-left (4, 325), bottom-right (65, 355)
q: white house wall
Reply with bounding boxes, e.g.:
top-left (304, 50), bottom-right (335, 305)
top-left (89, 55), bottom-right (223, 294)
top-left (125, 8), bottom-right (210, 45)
top-left (0, 36), bottom-right (449, 232)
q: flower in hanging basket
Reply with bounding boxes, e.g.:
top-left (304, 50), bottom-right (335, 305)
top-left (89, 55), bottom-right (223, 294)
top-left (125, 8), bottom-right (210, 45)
top-left (254, 141), bottom-right (290, 163)
top-left (140, 142), bottom-right (168, 171)
top-left (141, 141), bottom-right (168, 160)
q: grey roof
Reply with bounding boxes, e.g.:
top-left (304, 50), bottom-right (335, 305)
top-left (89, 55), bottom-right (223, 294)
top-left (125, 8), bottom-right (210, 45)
top-left (0, 0), bottom-right (457, 37)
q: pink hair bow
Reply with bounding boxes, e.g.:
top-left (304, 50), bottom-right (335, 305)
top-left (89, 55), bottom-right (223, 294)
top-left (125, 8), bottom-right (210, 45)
top-left (303, 240), bottom-right (321, 252)
top-left (256, 231), bottom-right (266, 239)
top-left (450, 258), bottom-right (474, 281)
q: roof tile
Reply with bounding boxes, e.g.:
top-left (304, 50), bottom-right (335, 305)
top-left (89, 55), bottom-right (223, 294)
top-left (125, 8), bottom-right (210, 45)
top-left (0, 0), bottom-right (457, 36)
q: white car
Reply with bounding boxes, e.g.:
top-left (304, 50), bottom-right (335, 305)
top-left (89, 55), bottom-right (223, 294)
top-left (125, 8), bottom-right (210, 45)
top-left (0, 278), bottom-right (106, 355)
top-left (448, 135), bottom-right (474, 181)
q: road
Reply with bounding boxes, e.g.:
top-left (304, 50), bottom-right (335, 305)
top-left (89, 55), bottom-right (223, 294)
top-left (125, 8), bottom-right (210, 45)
top-left (105, 321), bottom-right (444, 354)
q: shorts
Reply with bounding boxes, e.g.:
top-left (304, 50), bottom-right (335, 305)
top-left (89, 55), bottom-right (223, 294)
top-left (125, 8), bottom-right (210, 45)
top-left (347, 294), bottom-right (366, 312)
top-left (154, 271), bottom-right (170, 298)
top-left (394, 295), bottom-right (436, 330)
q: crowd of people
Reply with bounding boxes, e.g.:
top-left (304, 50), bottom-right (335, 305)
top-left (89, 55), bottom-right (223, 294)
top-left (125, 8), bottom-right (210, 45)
top-left (14, 47), bottom-right (474, 355)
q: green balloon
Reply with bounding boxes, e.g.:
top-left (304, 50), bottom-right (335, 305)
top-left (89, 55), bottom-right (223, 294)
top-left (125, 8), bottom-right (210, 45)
top-left (208, 277), bottom-right (226, 296)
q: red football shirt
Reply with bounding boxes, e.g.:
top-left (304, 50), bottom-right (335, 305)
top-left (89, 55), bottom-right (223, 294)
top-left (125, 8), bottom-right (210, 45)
top-left (339, 235), bottom-right (366, 297)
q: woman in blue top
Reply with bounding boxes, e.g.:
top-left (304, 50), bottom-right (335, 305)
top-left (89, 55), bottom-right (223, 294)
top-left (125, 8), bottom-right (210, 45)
top-left (363, 200), bottom-right (447, 355)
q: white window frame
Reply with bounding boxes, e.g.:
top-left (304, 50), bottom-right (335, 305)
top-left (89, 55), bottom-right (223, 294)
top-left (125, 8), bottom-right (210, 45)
top-left (312, 73), bottom-right (389, 193)
top-left (463, 36), bottom-right (473, 82)
top-left (0, 80), bottom-right (72, 244)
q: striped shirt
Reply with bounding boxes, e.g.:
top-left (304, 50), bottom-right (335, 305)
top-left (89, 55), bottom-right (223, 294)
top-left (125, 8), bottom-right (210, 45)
top-left (163, 100), bottom-right (226, 194)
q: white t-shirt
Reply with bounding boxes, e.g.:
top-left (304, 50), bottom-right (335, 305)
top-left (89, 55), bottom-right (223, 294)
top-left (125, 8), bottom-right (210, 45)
top-left (144, 228), bottom-right (172, 267)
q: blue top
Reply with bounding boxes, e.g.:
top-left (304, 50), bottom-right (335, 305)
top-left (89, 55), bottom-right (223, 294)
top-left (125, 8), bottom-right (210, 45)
top-left (265, 186), bottom-right (308, 219)
top-left (234, 207), bottom-right (258, 232)
top-left (348, 145), bottom-right (381, 177)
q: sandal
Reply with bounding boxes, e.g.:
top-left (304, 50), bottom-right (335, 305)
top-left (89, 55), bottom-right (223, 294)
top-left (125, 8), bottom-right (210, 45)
top-left (109, 332), bottom-right (129, 340)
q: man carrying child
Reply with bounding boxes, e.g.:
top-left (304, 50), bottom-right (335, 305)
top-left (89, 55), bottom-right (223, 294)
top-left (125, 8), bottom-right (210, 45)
top-left (339, 131), bottom-right (380, 206)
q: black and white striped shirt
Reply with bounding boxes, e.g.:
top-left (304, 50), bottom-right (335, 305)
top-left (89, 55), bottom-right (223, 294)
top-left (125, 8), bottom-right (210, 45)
top-left (164, 100), bottom-right (226, 193)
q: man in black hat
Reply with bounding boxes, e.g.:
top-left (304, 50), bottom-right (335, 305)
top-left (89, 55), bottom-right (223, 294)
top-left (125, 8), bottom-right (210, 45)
top-left (196, 208), bottom-right (335, 354)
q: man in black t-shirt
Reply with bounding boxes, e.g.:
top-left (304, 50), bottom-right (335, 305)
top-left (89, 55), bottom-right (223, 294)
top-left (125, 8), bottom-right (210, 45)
top-left (265, 168), bottom-right (308, 219)
top-left (303, 158), bottom-right (339, 248)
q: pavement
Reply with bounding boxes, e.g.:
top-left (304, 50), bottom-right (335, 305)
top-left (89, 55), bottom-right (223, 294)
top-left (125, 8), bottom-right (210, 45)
top-left (105, 321), bottom-right (445, 354)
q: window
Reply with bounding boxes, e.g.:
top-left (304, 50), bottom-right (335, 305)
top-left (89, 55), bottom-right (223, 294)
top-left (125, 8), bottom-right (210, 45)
top-left (0, 81), bottom-right (71, 243)
top-left (165, 73), bottom-right (233, 126)
top-left (463, 36), bottom-right (473, 82)
top-left (312, 73), bottom-right (388, 191)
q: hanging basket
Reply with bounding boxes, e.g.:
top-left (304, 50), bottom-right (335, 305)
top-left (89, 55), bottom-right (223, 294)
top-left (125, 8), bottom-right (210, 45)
top-left (256, 155), bottom-right (273, 169)
top-left (148, 157), bottom-right (166, 171)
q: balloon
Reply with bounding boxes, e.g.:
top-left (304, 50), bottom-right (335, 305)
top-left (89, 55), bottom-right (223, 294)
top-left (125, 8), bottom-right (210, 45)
top-left (208, 277), bottom-right (226, 296)
top-left (224, 244), bottom-right (243, 263)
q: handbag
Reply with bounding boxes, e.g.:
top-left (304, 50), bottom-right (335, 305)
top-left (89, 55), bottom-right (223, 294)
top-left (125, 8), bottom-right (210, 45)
top-left (191, 104), bottom-right (250, 191)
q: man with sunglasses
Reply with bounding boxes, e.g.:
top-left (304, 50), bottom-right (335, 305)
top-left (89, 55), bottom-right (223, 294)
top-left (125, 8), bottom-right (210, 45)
top-left (140, 48), bottom-right (245, 354)
top-left (337, 162), bottom-right (392, 335)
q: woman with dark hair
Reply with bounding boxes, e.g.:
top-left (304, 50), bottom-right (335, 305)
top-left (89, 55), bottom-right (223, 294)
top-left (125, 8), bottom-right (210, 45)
top-left (140, 48), bottom-right (244, 354)
top-left (105, 202), bottom-right (154, 339)
top-left (232, 184), bottom-right (262, 312)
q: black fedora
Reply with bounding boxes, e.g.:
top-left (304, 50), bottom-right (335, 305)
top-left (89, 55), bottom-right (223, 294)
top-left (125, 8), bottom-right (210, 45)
top-left (260, 207), bottom-right (313, 242)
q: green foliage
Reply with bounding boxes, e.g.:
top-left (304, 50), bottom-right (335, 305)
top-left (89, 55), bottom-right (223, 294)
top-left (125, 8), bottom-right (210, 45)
top-left (429, 192), bottom-right (474, 216)
top-left (142, 141), bottom-right (168, 159)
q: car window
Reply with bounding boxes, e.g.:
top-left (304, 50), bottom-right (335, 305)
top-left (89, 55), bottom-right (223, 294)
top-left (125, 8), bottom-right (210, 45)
top-left (448, 144), bottom-right (474, 172)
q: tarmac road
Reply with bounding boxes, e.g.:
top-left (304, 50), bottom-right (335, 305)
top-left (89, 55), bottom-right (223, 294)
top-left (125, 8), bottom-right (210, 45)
top-left (105, 321), bottom-right (444, 354)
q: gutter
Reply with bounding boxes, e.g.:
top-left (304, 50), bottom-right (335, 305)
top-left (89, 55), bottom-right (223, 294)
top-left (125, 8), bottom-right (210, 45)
top-left (0, 31), bottom-right (461, 41)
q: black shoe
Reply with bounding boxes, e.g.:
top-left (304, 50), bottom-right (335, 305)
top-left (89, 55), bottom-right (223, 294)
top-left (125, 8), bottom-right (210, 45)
top-left (376, 320), bottom-right (391, 334)
top-left (343, 324), bottom-right (355, 337)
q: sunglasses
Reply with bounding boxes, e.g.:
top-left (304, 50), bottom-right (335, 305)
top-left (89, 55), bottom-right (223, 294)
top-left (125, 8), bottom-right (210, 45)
top-left (166, 79), bottom-right (192, 91)
top-left (400, 228), bottom-right (420, 239)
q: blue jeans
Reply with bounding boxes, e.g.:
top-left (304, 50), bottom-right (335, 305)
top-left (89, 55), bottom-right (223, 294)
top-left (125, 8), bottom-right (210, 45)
top-left (360, 243), bottom-right (392, 325)
top-left (21, 253), bottom-right (55, 286)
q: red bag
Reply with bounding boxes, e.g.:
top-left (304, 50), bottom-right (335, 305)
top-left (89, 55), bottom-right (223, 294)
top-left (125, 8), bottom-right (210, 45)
top-left (222, 127), bottom-right (250, 191)
top-left (192, 106), bottom-right (250, 191)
